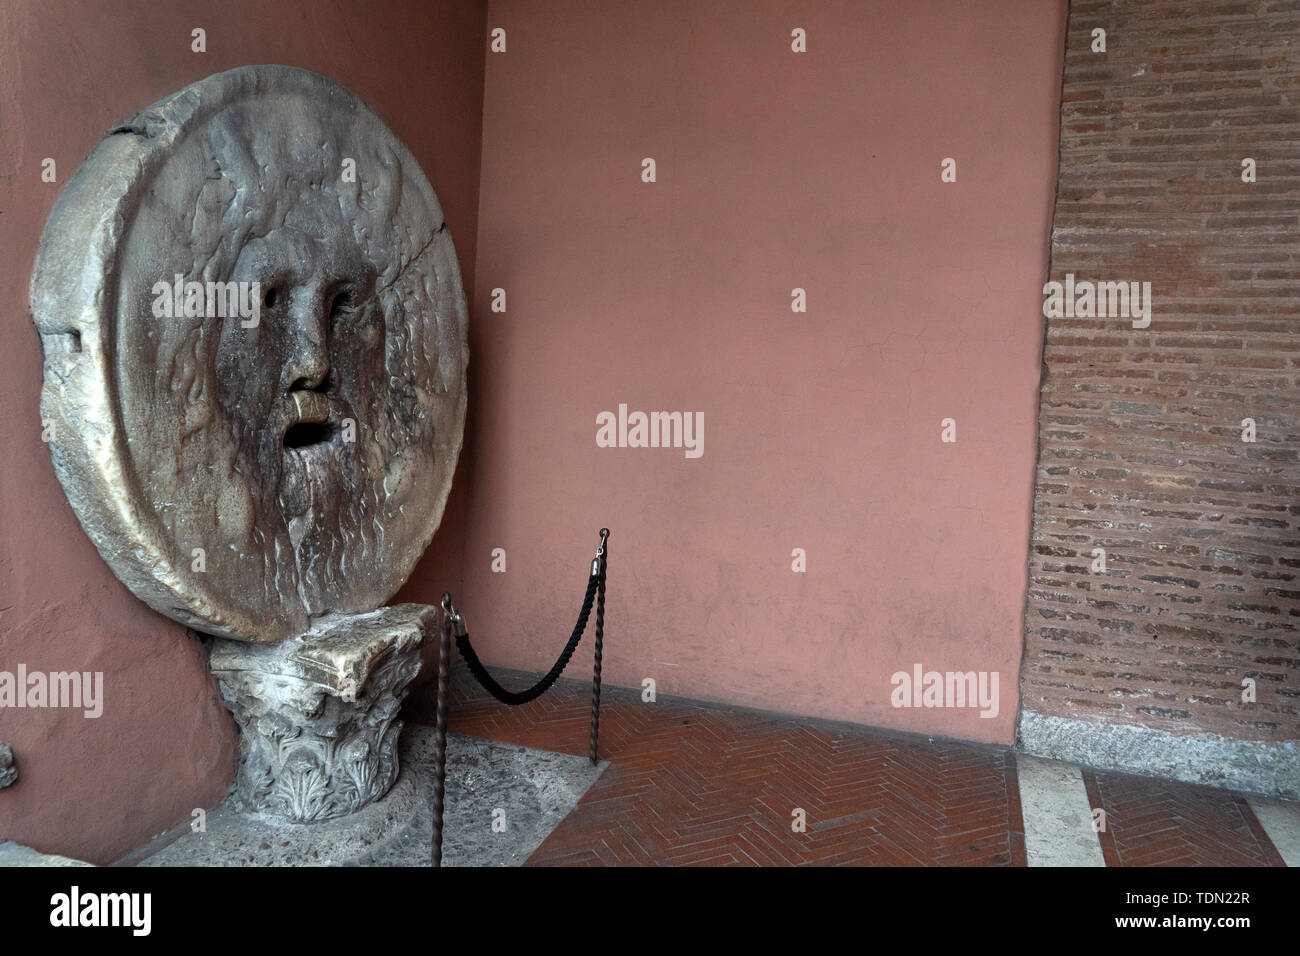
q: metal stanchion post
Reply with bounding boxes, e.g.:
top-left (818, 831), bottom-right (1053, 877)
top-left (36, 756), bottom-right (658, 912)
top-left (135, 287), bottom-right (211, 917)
top-left (588, 529), bottom-right (609, 765)
top-left (431, 595), bottom-right (453, 867)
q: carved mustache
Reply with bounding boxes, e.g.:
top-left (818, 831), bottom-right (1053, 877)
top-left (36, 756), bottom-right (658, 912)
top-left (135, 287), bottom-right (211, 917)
top-left (283, 391), bottom-right (337, 451)
top-left (289, 390), bottom-right (330, 426)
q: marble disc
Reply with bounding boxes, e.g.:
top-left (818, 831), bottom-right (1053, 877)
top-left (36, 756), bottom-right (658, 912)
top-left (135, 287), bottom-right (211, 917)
top-left (31, 65), bottom-right (468, 642)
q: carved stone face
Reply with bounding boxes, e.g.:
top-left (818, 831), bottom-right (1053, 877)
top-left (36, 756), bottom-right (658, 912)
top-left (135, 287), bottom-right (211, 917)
top-left (32, 67), bottom-right (468, 642)
top-left (203, 198), bottom-right (390, 616)
top-left (219, 214), bottom-right (382, 520)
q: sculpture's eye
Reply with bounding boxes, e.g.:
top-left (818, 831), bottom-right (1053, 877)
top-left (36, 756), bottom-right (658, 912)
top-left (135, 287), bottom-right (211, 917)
top-left (263, 286), bottom-right (280, 309)
top-left (329, 288), bottom-right (355, 321)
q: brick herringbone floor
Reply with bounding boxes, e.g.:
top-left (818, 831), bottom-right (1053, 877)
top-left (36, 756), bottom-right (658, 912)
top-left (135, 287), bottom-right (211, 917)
top-left (1084, 769), bottom-right (1286, 867)
top-left (411, 664), bottom-right (1025, 866)
top-left (406, 663), bottom-right (1288, 867)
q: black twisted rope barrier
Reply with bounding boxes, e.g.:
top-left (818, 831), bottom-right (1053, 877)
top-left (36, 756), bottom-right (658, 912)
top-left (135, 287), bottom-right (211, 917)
top-left (453, 571), bottom-right (599, 705)
top-left (430, 529), bottom-right (609, 867)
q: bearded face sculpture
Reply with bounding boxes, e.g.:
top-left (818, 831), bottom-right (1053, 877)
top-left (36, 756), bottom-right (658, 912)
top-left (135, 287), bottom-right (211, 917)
top-left (32, 66), bottom-right (468, 643)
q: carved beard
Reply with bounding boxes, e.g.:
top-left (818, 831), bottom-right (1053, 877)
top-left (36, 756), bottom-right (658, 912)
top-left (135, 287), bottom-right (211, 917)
top-left (213, 359), bottom-right (392, 619)
top-left (277, 416), bottom-right (371, 617)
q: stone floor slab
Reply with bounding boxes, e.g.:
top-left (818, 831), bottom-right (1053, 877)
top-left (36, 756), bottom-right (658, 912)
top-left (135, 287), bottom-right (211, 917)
top-left (1009, 756), bottom-right (1104, 867)
top-left (0, 841), bottom-right (93, 867)
top-left (136, 727), bottom-right (605, 867)
top-left (1248, 798), bottom-right (1300, 866)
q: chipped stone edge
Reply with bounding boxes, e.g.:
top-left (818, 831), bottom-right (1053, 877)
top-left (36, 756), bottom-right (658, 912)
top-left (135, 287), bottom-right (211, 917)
top-left (0, 742), bottom-right (15, 789)
top-left (1018, 710), bottom-right (1300, 801)
top-left (0, 841), bottom-right (94, 867)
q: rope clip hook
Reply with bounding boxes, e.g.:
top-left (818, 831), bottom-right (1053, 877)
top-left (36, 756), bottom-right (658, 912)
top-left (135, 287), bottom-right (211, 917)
top-left (440, 592), bottom-right (467, 637)
top-left (592, 528), bottom-right (610, 576)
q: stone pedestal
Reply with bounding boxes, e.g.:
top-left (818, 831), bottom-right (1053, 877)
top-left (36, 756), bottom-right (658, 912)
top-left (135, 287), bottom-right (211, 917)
top-left (134, 728), bottom-right (609, 867)
top-left (209, 603), bottom-right (438, 823)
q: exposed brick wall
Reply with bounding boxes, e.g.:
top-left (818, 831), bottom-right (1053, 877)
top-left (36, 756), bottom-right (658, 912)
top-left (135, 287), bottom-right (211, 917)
top-left (1022, 0), bottom-right (1300, 746)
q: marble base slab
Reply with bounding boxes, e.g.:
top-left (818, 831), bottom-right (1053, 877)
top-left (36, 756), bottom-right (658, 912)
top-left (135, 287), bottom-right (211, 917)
top-left (0, 842), bottom-right (93, 867)
top-left (137, 726), bottom-right (606, 867)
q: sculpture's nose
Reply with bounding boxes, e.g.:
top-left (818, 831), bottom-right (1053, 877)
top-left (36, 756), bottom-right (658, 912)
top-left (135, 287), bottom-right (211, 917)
top-left (284, 291), bottom-right (331, 392)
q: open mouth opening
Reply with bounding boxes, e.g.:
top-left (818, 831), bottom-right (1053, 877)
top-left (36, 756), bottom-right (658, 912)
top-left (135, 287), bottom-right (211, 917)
top-left (284, 421), bottom-right (336, 450)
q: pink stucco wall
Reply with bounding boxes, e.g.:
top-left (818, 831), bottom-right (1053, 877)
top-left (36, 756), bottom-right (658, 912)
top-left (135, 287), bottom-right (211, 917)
top-left (0, 0), bottom-right (485, 863)
top-left (456, 0), bottom-right (1066, 745)
top-left (1, 0), bottom-right (1065, 862)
